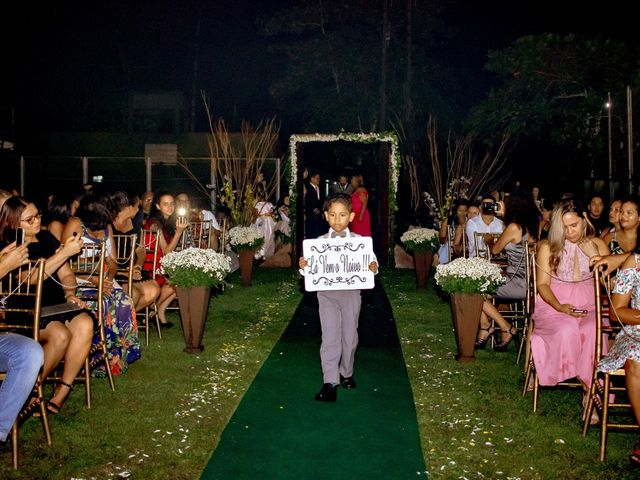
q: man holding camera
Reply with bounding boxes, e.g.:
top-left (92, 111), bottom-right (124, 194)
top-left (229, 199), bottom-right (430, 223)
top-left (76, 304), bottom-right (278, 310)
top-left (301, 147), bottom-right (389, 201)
top-left (466, 194), bottom-right (505, 257)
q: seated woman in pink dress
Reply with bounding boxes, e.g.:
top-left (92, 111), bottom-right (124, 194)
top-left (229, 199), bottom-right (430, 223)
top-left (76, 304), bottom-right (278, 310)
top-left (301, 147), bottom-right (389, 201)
top-left (532, 198), bottom-right (609, 410)
top-left (349, 174), bottom-right (371, 237)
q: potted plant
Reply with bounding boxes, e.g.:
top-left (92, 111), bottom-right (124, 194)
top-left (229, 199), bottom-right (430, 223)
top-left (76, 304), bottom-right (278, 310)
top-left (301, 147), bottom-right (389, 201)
top-left (400, 227), bottom-right (440, 289)
top-left (160, 247), bottom-right (231, 353)
top-left (434, 257), bottom-right (504, 362)
top-left (228, 225), bottom-right (265, 287)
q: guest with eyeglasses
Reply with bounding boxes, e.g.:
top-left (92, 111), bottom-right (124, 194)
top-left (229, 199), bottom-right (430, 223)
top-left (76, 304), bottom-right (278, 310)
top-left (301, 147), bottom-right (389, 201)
top-left (0, 196), bottom-right (93, 414)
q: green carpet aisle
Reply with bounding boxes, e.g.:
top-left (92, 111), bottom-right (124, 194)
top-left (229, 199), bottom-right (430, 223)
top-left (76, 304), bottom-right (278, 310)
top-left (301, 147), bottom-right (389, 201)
top-left (201, 280), bottom-right (427, 480)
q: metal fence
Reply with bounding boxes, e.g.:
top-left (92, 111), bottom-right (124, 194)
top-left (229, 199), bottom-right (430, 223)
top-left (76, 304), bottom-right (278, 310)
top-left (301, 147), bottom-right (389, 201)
top-left (2, 154), bottom-right (282, 208)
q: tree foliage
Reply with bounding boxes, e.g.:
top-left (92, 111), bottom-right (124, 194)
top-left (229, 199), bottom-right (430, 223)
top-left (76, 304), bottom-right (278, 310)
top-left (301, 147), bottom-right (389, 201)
top-left (259, 0), bottom-right (458, 133)
top-left (465, 34), bottom-right (638, 162)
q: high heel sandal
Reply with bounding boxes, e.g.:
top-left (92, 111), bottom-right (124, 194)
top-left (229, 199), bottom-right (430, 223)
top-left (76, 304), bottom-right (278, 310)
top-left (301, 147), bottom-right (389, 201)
top-left (493, 326), bottom-right (517, 352)
top-left (474, 327), bottom-right (495, 350)
top-left (630, 438), bottom-right (640, 467)
top-left (47, 380), bottom-right (74, 414)
top-left (581, 394), bottom-right (599, 426)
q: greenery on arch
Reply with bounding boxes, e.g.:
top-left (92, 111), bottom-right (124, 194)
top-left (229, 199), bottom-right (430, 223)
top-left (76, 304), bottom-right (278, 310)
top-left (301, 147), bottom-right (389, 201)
top-left (287, 132), bottom-right (401, 243)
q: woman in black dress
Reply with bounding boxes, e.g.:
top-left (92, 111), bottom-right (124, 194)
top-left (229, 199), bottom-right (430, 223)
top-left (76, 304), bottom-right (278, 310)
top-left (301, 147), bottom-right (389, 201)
top-left (0, 196), bottom-right (93, 413)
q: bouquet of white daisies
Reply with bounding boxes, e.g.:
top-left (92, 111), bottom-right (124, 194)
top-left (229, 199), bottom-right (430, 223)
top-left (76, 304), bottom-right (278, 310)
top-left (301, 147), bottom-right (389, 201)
top-left (160, 247), bottom-right (231, 288)
top-left (434, 257), bottom-right (504, 295)
top-left (400, 227), bottom-right (441, 253)
top-left (227, 225), bottom-right (265, 252)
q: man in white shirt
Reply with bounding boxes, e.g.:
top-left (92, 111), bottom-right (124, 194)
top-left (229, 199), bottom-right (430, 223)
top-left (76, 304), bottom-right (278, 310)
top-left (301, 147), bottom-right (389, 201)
top-left (466, 194), bottom-right (505, 257)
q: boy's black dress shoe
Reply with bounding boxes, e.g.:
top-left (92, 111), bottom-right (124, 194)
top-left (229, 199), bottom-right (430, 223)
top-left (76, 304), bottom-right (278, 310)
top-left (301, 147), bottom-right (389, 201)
top-left (315, 383), bottom-right (337, 402)
top-left (340, 375), bottom-right (356, 389)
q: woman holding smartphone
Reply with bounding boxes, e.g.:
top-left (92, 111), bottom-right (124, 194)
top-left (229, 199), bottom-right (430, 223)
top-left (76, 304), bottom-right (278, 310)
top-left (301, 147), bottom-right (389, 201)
top-left (531, 198), bottom-right (609, 421)
top-left (0, 196), bottom-right (93, 413)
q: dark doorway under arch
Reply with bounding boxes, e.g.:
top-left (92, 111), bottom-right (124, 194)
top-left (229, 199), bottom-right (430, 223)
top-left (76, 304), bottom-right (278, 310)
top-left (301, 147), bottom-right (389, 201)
top-left (292, 138), bottom-right (392, 265)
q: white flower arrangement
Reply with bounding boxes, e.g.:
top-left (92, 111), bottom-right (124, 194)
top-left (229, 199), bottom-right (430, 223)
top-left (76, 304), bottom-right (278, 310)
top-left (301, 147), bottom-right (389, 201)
top-left (160, 247), bottom-right (231, 288)
top-left (434, 257), bottom-right (504, 294)
top-left (228, 225), bottom-right (265, 252)
top-left (400, 227), bottom-right (441, 253)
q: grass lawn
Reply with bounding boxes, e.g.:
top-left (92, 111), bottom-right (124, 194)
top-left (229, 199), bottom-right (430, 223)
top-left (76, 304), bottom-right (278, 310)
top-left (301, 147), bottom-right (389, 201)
top-left (1, 267), bottom-right (638, 479)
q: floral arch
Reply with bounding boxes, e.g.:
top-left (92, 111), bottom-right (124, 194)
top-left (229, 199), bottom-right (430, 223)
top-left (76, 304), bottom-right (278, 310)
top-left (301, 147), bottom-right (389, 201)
top-left (288, 132), bottom-right (401, 265)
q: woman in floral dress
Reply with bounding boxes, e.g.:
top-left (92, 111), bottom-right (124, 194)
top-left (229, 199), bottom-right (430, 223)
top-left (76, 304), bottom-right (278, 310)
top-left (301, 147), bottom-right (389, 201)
top-left (62, 188), bottom-right (141, 376)
top-left (598, 252), bottom-right (640, 465)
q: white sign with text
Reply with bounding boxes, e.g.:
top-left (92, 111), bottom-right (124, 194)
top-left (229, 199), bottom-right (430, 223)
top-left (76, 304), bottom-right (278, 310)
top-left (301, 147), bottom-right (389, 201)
top-left (302, 237), bottom-right (375, 292)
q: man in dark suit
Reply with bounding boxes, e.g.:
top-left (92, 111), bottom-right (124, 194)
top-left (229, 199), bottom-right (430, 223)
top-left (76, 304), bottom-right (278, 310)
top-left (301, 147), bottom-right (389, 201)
top-left (304, 171), bottom-right (326, 238)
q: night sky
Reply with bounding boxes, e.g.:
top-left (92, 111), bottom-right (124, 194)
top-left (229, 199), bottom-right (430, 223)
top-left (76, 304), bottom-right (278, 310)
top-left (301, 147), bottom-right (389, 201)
top-left (1, 0), bottom-right (636, 134)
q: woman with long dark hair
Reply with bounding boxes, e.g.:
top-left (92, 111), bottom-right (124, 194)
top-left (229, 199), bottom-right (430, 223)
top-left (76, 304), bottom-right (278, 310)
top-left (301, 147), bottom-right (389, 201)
top-left (110, 190), bottom-right (161, 312)
top-left (42, 192), bottom-right (79, 241)
top-left (62, 188), bottom-right (141, 375)
top-left (602, 196), bottom-right (640, 256)
top-left (143, 191), bottom-right (189, 326)
top-left (475, 188), bottom-right (540, 351)
top-left (437, 199), bottom-right (469, 264)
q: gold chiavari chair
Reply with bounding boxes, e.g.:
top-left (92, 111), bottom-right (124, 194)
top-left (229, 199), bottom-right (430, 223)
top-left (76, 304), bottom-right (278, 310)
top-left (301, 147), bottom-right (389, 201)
top-left (582, 269), bottom-right (638, 460)
top-left (516, 246), bottom-right (537, 364)
top-left (65, 242), bottom-right (115, 405)
top-left (176, 220), bottom-right (214, 251)
top-left (473, 232), bottom-right (504, 261)
top-left (140, 228), bottom-right (163, 345)
top-left (112, 233), bottom-right (138, 298)
top-left (0, 259), bottom-right (52, 469)
top-left (522, 249), bottom-right (538, 395)
top-left (218, 218), bottom-right (227, 253)
top-left (447, 225), bottom-right (466, 262)
top-left (191, 220), bottom-right (214, 249)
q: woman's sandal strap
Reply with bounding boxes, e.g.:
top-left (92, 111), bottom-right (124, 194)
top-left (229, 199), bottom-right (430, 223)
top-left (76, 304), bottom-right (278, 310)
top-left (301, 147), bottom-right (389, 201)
top-left (59, 380), bottom-right (74, 391)
top-left (46, 400), bottom-right (62, 414)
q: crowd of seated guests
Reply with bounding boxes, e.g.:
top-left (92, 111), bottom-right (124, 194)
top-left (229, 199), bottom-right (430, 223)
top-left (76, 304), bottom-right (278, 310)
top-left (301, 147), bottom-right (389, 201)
top-left (446, 186), bottom-right (639, 465)
top-left (0, 184), bottom-right (230, 429)
top-left (3, 181), bottom-right (640, 465)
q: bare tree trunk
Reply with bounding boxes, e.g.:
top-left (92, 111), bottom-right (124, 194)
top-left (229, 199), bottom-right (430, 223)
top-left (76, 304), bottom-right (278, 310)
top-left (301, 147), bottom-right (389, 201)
top-left (379, 0), bottom-right (390, 130)
top-left (189, 14), bottom-right (202, 132)
top-left (403, 0), bottom-right (413, 123)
